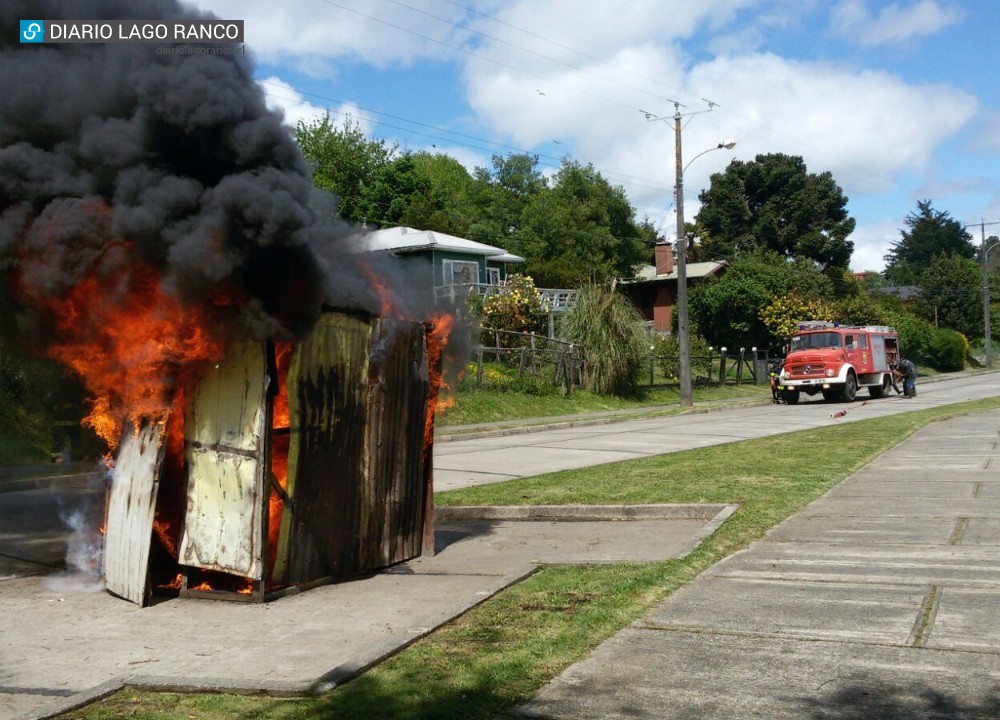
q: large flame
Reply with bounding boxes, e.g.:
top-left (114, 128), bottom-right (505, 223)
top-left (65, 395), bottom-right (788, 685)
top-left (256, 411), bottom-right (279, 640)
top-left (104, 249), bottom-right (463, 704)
top-left (38, 264), bottom-right (224, 450)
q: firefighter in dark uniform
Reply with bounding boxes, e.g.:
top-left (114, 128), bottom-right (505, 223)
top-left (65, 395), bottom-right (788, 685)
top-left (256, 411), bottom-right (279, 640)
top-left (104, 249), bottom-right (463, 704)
top-left (892, 357), bottom-right (918, 398)
top-left (768, 358), bottom-right (785, 404)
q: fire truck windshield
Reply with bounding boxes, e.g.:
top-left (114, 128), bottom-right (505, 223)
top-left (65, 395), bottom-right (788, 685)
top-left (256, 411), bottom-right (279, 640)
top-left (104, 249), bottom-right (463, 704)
top-left (790, 332), bottom-right (842, 351)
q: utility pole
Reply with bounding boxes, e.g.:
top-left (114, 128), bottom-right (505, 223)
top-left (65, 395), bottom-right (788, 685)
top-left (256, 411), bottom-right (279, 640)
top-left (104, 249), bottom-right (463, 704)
top-left (674, 103), bottom-right (693, 407)
top-left (984, 220), bottom-right (993, 369)
top-left (643, 101), bottom-right (733, 407)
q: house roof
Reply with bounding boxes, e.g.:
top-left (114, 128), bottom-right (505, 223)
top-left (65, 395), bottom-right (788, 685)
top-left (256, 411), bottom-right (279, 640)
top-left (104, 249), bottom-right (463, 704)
top-left (874, 285), bottom-right (920, 301)
top-left (360, 226), bottom-right (524, 262)
top-left (630, 260), bottom-right (728, 283)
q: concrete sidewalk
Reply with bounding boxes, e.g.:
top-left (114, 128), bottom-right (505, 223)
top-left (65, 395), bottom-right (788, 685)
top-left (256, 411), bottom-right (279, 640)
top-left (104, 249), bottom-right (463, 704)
top-left (519, 411), bottom-right (1000, 719)
top-left (0, 499), bottom-right (733, 720)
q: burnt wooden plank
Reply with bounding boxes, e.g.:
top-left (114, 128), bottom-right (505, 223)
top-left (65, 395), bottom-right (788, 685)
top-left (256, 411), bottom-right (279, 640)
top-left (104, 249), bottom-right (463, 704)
top-left (178, 341), bottom-right (268, 579)
top-left (104, 418), bottom-right (167, 606)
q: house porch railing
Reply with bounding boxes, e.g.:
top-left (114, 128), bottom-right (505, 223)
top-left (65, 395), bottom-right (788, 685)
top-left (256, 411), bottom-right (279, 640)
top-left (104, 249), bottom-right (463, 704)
top-left (434, 283), bottom-right (579, 311)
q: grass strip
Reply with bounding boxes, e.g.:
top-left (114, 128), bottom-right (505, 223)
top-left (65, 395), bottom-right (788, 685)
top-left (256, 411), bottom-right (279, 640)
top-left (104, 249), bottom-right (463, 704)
top-left (66, 397), bottom-right (1000, 720)
top-left (436, 383), bottom-right (770, 427)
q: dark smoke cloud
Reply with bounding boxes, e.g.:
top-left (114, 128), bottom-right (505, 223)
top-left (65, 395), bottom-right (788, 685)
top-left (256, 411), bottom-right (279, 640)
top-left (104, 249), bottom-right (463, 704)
top-left (0, 0), bottom-right (353, 345)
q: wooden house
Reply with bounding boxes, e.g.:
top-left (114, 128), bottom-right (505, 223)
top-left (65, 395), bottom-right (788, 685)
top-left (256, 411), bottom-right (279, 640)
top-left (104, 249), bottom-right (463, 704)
top-left (623, 243), bottom-right (728, 333)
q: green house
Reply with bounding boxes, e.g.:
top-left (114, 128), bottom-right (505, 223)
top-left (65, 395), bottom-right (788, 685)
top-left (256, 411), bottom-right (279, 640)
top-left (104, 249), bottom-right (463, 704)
top-left (361, 226), bottom-right (525, 305)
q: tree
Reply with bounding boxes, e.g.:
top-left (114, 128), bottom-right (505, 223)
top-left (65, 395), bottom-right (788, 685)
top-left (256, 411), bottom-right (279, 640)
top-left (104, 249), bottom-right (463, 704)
top-left (402, 152), bottom-right (475, 235)
top-left (466, 153), bottom-right (546, 247)
top-left (695, 153), bottom-right (855, 269)
top-left (294, 115), bottom-right (396, 224)
top-left (358, 153), bottom-right (429, 229)
top-left (512, 160), bottom-right (648, 287)
top-left (689, 253), bottom-right (834, 351)
top-left (914, 253), bottom-right (982, 337)
top-left (884, 200), bottom-right (974, 283)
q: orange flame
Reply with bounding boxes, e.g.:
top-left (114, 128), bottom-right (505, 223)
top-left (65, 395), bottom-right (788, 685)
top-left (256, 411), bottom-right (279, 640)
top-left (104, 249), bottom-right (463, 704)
top-left (268, 341), bottom-right (293, 581)
top-left (424, 312), bottom-right (455, 450)
top-left (41, 265), bottom-right (224, 450)
top-left (360, 261), bottom-right (397, 318)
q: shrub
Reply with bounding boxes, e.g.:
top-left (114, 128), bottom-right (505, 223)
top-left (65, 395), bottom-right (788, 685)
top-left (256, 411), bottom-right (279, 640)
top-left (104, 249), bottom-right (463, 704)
top-left (458, 360), bottom-right (558, 396)
top-left (882, 309), bottom-right (934, 364)
top-left (653, 333), bottom-right (715, 380)
top-left (558, 284), bottom-right (646, 396)
top-left (478, 274), bottom-right (546, 347)
top-left (927, 328), bottom-right (967, 372)
top-left (834, 295), bottom-right (889, 327)
top-left (760, 291), bottom-right (836, 339)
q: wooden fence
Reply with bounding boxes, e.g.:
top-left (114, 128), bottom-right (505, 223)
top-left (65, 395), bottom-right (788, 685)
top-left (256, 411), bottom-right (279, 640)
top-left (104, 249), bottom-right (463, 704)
top-left (473, 329), bottom-right (585, 393)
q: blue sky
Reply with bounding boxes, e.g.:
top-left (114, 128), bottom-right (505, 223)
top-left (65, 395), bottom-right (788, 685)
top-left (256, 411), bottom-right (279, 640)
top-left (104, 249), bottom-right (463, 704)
top-left (196, 0), bottom-right (1000, 271)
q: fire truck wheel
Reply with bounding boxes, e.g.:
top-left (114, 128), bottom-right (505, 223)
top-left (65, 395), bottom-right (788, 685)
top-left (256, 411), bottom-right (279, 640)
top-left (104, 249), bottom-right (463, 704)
top-left (782, 388), bottom-right (800, 404)
top-left (869, 375), bottom-right (889, 399)
top-left (841, 373), bottom-right (857, 402)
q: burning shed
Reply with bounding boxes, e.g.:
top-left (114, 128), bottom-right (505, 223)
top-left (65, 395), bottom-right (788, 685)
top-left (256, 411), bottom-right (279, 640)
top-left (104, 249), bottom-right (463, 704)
top-left (104, 310), bottom-right (438, 606)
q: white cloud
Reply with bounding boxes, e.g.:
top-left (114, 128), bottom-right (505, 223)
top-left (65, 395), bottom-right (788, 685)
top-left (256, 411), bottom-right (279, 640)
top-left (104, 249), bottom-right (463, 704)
top-left (849, 217), bottom-right (901, 272)
top-left (194, 0), bottom-right (471, 72)
top-left (196, 0), bottom-right (985, 273)
top-left (258, 77), bottom-right (327, 129)
top-left (462, 42), bottom-right (977, 225)
top-left (831, 0), bottom-right (964, 46)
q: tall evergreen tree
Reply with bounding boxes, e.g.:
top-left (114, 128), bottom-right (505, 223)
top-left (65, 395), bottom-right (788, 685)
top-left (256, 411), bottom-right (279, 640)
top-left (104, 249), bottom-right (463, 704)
top-left (695, 153), bottom-right (855, 269)
top-left (884, 200), bottom-right (974, 283)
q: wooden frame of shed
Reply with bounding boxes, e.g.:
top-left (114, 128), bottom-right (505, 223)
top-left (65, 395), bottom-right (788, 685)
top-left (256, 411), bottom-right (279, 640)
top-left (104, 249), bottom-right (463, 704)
top-left (102, 310), bottom-right (436, 606)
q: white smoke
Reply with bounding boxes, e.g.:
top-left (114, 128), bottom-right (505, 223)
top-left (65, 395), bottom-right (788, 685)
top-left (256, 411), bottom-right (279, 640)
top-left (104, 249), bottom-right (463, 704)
top-left (44, 472), bottom-right (106, 593)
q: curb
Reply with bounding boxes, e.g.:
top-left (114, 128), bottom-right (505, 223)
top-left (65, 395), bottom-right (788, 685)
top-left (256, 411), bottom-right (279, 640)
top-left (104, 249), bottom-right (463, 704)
top-left (435, 503), bottom-right (736, 522)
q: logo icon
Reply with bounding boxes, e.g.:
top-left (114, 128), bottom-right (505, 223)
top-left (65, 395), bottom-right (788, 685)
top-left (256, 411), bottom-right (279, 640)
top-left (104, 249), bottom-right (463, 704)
top-left (20, 20), bottom-right (45, 43)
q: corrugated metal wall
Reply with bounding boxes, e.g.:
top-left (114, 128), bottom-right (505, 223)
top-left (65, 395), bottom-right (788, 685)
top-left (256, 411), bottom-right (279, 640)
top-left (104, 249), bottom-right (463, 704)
top-left (271, 311), bottom-right (430, 587)
top-left (362, 318), bottom-right (430, 568)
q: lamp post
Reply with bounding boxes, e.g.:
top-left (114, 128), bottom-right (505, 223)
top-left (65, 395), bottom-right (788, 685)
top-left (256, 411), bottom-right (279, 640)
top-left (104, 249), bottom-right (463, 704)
top-left (981, 221), bottom-right (1000, 369)
top-left (673, 101), bottom-right (735, 406)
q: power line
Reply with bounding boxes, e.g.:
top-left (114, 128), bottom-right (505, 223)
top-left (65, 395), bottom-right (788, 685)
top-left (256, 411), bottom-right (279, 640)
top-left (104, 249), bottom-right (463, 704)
top-left (260, 82), bottom-right (675, 195)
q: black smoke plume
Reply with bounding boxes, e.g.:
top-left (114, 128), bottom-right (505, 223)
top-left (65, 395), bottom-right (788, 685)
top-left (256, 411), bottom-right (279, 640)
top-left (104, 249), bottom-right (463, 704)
top-left (0, 0), bottom-right (362, 347)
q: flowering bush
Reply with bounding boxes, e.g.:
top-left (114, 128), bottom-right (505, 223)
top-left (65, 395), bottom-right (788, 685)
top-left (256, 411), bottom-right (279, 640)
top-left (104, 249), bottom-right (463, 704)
top-left (759, 291), bottom-right (836, 340)
top-left (478, 274), bottom-right (546, 347)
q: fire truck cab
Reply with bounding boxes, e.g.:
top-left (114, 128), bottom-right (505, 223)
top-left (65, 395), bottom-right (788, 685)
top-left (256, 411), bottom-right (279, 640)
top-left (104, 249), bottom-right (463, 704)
top-left (778, 322), bottom-right (899, 404)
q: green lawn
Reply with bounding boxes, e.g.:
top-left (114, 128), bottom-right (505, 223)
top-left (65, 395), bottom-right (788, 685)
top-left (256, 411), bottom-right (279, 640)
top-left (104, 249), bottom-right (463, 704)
top-left (436, 381), bottom-right (771, 428)
top-left (64, 396), bottom-right (1000, 720)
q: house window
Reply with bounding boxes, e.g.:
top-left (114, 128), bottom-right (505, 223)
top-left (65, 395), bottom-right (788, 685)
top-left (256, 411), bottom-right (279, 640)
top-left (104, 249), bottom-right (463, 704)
top-left (442, 260), bottom-right (480, 286)
top-left (487, 267), bottom-right (501, 285)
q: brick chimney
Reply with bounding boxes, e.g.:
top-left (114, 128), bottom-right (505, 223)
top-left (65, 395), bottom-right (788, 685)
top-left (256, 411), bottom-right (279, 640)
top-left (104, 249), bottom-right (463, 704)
top-left (654, 242), bottom-right (674, 276)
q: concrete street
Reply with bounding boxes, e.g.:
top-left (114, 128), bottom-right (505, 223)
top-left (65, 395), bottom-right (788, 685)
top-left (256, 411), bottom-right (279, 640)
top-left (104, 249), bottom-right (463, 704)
top-left (1, 370), bottom-right (999, 719)
top-left (435, 371), bottom-right (1000, 490)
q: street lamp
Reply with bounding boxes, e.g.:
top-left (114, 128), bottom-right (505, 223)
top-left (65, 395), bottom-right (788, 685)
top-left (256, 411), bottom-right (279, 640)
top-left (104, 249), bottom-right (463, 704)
top-left (673, 101), bottom-right (735, 406)
top-left (981, 222), bottom-right (1000, 368)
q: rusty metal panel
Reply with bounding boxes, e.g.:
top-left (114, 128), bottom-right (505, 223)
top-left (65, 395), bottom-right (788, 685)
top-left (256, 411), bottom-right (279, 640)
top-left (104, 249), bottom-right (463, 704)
top-left (364, 318), bottom-right (429, 568)
top-left (103, 418), bottom-right (167, 606)
top-left (179, 340), bottom-right (268, 580)
top-left (278, 312), bottom-right (372, 584)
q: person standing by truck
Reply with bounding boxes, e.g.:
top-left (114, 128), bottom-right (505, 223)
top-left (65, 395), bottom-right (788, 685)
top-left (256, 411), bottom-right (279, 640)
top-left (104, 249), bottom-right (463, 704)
top-left (892, 357), bottom-right (918, 397)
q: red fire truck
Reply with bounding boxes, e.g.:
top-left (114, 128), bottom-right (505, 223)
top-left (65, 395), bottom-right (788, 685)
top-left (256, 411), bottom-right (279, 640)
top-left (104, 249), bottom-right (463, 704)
top-left (777, 322), bottom-right (899, 404)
